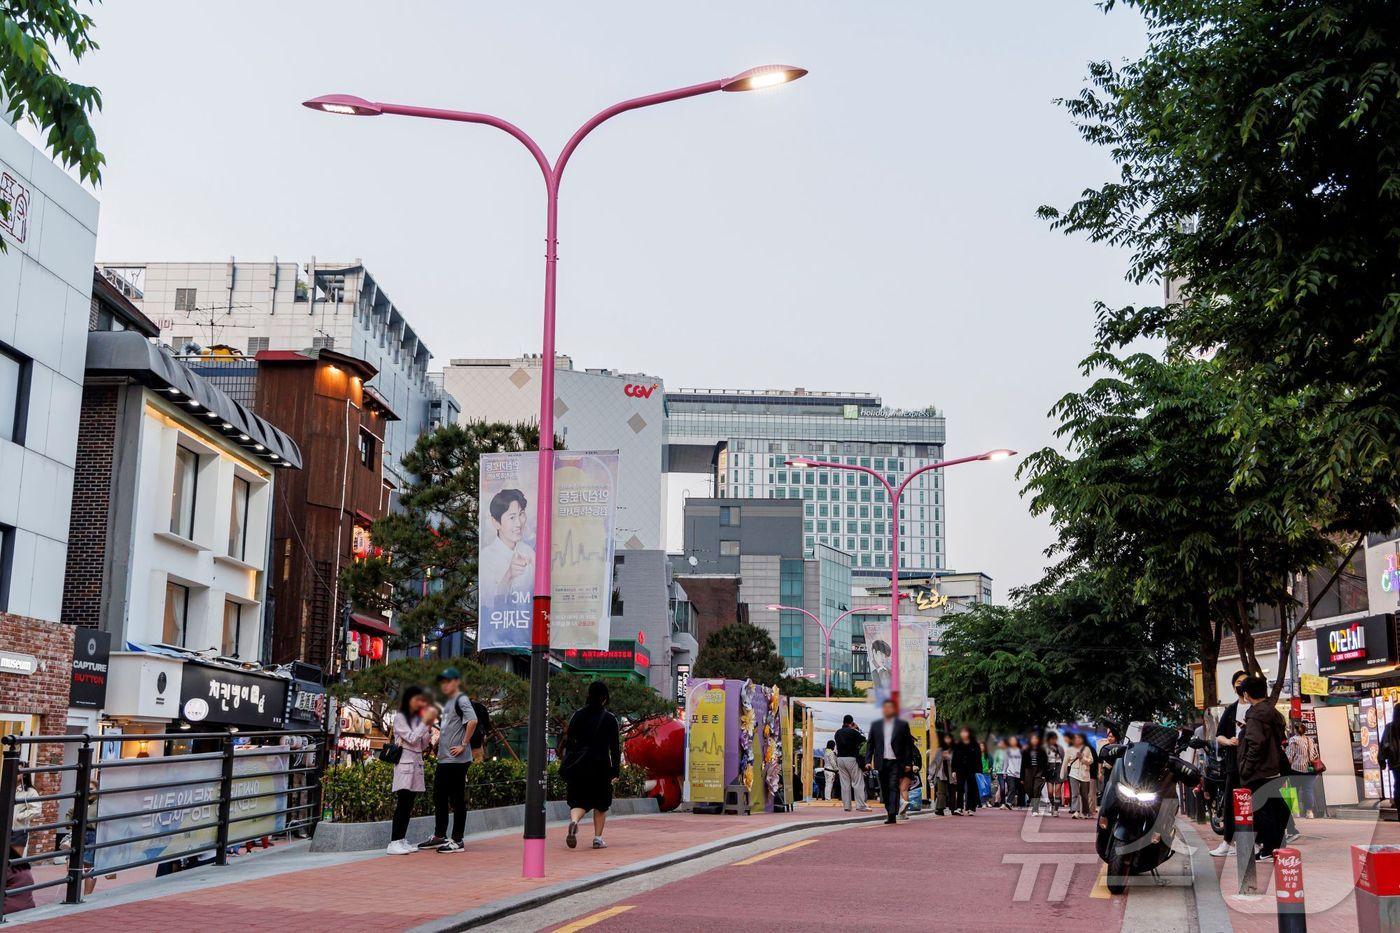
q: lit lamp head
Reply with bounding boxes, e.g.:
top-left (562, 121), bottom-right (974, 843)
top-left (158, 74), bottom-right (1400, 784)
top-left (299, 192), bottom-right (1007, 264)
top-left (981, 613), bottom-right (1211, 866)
top-left (302, 94), bottom-right (383, 117)
top-left (721, 65), bottom-right (808, 93)
top-left (785, 457), bottom-right (813, 468)
top-left (982, 449), bottom-right (1017, 462)
top-left (766, 604), bottom-right (782, 611)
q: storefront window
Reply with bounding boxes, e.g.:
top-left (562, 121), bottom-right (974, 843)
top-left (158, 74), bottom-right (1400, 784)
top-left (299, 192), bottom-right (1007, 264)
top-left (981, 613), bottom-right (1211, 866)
top-left (164, 581), bottom-right (189, 645)
top-left (222, 600), bottom-right (242, 657)
top-left (228, 476), bottom-right (250, 559)
top-left (170, 446), bottom-right (198, 538)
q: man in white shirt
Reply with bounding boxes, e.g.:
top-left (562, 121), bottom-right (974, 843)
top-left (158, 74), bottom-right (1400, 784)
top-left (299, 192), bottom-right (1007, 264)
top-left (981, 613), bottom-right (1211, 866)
top-left (865, 700), bottom-right (913, 825)
top-left (479, 488), bottom-right (535, 613)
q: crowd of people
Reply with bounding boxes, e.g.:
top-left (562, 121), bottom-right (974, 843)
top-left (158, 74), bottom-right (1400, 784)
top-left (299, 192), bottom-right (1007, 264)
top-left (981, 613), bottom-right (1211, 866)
top-left (383, 668), bottom-right (620, 855)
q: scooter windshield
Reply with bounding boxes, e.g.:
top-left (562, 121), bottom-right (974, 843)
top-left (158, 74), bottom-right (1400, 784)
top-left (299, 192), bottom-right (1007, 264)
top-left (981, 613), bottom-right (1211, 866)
top-left (1118, 742), bottom-right (1167, 795)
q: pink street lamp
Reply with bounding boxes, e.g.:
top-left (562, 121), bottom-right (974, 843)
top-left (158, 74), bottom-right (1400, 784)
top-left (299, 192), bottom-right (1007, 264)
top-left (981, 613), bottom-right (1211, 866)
top-left (304, 64), bottom-right (806, 880)
top-left (766, 604), bottom-right (889, 697)
top-left (785, 450), bottom-right (1015, 713)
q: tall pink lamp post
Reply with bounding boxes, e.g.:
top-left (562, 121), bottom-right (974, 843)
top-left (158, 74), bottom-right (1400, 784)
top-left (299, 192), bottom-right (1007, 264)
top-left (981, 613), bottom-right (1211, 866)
top-left (304, 64), bottom-right (806, 879)
top-left (785, 450), bottom-right (1015, 713)
top-left (766, 604), bottom-right (889, 697)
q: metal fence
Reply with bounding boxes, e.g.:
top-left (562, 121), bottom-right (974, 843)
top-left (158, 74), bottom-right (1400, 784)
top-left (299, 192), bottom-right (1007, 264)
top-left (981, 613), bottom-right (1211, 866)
top-left (0, 729), bottom-right (328, 922)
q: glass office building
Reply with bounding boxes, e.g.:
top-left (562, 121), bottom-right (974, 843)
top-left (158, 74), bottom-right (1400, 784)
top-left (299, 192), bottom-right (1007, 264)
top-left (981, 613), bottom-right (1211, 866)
top-left (666, 388), bottom-right (947, 580)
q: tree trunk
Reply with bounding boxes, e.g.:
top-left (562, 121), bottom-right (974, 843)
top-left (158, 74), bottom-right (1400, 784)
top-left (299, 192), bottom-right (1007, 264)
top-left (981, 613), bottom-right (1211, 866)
top-left (1198, 606), bottom-right (1222, 708)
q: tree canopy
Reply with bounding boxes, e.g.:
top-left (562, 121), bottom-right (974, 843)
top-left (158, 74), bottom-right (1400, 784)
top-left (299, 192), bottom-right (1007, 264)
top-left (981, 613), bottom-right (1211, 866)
top-left (693, 622), bottom-right (785, 685)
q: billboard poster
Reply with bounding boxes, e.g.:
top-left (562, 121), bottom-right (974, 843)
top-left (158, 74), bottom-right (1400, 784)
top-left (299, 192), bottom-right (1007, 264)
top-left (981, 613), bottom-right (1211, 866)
top-left (94, 750), bottom-right (287, 871)
top-left (688, 683), bottom-right (727, 803)
top-left (861, 618), bottom-right (930, 715)
top-left (478, 451), bottom-right (618, 651)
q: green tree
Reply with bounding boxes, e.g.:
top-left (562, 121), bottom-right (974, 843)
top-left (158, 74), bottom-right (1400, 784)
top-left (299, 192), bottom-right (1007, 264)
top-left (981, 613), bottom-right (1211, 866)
top-left (693, 622), bottom-right (784, 685)
top-left (1, 1), bottom-right (105, 242)
top-left (1042, 0), bottom-right (1400, 515)
top-left (548, 672), bottom-right (675, 743)
top-left (340, 421), bottom-right (558, 645)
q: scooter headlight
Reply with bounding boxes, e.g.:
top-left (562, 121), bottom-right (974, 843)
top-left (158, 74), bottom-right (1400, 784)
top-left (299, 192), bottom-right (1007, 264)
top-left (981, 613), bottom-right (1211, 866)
top-left (1124, 787), bottom-right (1159, 803)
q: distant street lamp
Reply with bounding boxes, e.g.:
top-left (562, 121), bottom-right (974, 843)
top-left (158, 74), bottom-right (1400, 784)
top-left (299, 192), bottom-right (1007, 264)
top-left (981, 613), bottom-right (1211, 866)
top-left (304, 64), bottom-right (806, 879)
top-left (767, 604), bottom-right (889, 697)
top-left (785, 450), bottom-right (1015, 712)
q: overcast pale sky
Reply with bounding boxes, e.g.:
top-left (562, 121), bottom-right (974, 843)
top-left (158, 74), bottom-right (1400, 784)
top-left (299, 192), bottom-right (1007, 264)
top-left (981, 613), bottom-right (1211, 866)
top-left (33, 0), bottom-right (1155, 596)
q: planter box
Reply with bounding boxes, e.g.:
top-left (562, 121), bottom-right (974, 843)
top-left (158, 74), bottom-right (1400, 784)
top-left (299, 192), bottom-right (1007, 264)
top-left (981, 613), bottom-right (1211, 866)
top-left (310, 797), bottom-right (661, 853)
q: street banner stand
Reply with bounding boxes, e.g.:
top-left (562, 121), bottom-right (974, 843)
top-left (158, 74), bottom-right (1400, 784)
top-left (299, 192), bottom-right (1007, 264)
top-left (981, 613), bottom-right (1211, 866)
top-left (684, 679), bottom-right (781, 813)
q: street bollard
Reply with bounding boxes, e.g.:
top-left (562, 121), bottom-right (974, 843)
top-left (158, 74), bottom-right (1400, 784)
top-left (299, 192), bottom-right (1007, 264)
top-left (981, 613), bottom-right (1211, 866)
top-left (1354, 845), bottom-right (1400, 932)
top-left (1236, 787), bottom-right (1257, 895)
top-left (1274, 847), bottom-right (1305, 932)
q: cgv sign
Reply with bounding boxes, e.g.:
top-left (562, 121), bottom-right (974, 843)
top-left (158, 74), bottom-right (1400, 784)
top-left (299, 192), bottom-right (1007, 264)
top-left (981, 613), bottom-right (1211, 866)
top-left (623, 383), bottom-right (658, 399)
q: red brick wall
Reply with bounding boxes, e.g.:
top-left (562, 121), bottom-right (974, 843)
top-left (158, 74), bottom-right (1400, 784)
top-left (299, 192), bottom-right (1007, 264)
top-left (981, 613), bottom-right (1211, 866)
top-left (0, 613), bottom-right (75, 850)
top-left (62, 384), bottom-right (118, 627)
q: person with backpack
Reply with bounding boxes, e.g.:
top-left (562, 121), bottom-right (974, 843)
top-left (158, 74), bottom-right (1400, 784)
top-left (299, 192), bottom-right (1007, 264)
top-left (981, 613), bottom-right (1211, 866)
top-left (386, 685), bottom-right (437, 855)
top-left (417, 667), bottom-right (477, 854)
top-left (559, 680), bottom-right (622, 849)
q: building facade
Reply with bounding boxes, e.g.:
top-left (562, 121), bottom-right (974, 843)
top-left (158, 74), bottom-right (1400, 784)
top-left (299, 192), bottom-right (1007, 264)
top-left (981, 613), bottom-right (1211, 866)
top-left (93, 259), bottom-right (454, 495)
top-left (803, 544), bottom-right (854, 691)
top-left (606, 549), bottom-right (697, 695)
top-left (193, 348), bottom-right (397, 672)
top-left (442, 355), bottom-right (667, 551)
top-left (665, 387), bottom-right (948, 581)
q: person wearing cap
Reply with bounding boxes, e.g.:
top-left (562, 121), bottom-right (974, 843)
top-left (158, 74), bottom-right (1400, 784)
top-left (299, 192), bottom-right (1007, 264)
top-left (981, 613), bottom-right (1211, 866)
top-left (419, 666), bottom-right (477, 853)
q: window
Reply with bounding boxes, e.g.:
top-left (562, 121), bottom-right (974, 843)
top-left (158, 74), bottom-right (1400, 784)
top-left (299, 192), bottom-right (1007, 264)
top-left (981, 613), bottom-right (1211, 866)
top-left (0, 344), bottom-right (27, 444)
top-left (174, 288), bottom-right (198, 312)
top-left (0, 522), bottom-right (12, 612)
top-left (228, 476), bottom-right (250, 559)
top-left (312, 335), bottom-right (335, 350)
top-left (170, 447), bottom-right (198, 538)
top-left (247, 336), bottom-right (270, 354)
top-left (358, 427), bottom-right (377, 469)
top-left (222, 600), bottom-right (242, 657)
top-left (720, 505), bottom-right (741, 527)
top-left (164, 581), bottom-right (190, 645)
top-left (170, 334), bottom-right (194, 354)
top-left (719, 540), bottom-right (740, 557)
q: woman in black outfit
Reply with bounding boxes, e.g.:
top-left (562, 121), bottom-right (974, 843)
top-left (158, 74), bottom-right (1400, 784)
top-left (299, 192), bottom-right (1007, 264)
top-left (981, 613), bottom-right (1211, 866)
top-left (950, 726), bottom-right (983, 814)
top-left (560, 680), bottom-right (622, 850)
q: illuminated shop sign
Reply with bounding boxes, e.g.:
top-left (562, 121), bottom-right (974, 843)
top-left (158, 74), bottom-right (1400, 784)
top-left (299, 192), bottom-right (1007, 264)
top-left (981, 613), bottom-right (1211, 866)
top-left (1318, 614), bottom-right (1396, 675)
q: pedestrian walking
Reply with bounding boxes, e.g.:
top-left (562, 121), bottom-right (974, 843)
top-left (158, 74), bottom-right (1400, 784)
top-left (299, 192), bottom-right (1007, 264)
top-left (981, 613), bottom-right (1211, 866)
top-left (1238, 675), bottom-right (1288, 862)
top-left (1209, 670), bottom-right (1250, 858)
top-left (950, 726), bottom-right (982, 815)
top-left (900, 743), bottom-right (922, 819)
top-left (833, 715), bottom-right (870, 812)
top-left (1286, 721), bottom-right (1318, 818)
top-left (415, 666), bottom-right (478, 854)
top-left (1021, 733), bottom-right (1051, 815)
top-left (386, 684), bottom-right (438, 855)
top-left (991, 739), bottom-right (1008, 806)
top-left (820, 740), bottom-right (838, 801)
top-left (866, 700), bottom-right (914, 825)
top-left (560, 680), bottom-right (622, 850)
top-left (931, 733), bottom-right (953, 815)
top-left (1001, 737), bottom-right (1023, 809)
top-left (1381, 706), bottom-right (1400, 810)
top-left (1044, 731), bottom-right (1065, 817)
top-left (1064, 733), bottom-right (1095, 818)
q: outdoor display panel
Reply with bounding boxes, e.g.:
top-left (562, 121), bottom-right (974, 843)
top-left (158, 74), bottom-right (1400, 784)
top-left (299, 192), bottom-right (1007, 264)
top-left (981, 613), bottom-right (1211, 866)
top-left (860, 618), bottom-right (930, 713)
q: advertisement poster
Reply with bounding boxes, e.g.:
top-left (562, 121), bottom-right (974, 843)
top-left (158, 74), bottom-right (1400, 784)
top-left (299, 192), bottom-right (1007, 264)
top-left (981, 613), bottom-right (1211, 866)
top-left (1360, 697), bottom-right (1384, 800)
top-left (94, 750), bottom-right (287, 871)
top-left (861, 618), bottom-right (930, 714)
top-left (478, 451), bottom-right (618, 651)
top-left (688, 683), bottom-right (726, 803)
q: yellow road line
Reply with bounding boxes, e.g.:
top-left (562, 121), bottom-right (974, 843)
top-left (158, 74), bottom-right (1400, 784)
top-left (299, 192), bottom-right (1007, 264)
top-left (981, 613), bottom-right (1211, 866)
top-left (555, 905), bottom-right (635, 932)
top-left (1091, 864), bottom-right (1111, 899)
top-left (733, 838), bottom-right (818, 866)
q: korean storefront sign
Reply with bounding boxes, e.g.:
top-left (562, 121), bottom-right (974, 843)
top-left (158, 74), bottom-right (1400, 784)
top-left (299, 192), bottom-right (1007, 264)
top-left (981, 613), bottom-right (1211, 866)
top-left (1317, 614), bottom-right (1396, 675)
top-left (179, 661), bottom-right (289, 728)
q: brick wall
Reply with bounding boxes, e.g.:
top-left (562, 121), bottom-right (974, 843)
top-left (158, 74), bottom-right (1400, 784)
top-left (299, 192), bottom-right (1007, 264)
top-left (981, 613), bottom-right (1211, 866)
top-left (673, 576), bottom-right (742, 653)
top-left (61, 384), bottom-right (118, 627)
top-left (0, 612), bottom-right (75, 851)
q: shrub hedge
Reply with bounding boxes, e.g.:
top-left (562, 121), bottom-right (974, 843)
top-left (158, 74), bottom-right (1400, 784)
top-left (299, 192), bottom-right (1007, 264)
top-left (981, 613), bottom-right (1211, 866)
top-left (322, 758), bottom-right (648, 823)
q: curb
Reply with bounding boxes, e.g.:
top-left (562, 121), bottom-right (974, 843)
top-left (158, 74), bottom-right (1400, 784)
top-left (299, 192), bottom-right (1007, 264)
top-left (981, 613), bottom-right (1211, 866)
top-left (1179, 822), bottom-right (1231, 933)
top-left (409, 811), bottom-right (884, 932)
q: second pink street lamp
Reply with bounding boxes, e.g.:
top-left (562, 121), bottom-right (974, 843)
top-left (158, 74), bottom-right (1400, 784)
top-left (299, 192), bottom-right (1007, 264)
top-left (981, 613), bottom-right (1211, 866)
top-left (304, 64), bottom-right (806, 879)
top-left (765, 603), bottom-right (889, 698)
top-left (785, 449), bottom-right (1016, 713)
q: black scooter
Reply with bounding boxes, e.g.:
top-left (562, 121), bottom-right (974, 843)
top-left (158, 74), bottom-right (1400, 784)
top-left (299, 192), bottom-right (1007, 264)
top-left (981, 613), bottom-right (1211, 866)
top-left (1095, 723), bottom-right (1202, 894)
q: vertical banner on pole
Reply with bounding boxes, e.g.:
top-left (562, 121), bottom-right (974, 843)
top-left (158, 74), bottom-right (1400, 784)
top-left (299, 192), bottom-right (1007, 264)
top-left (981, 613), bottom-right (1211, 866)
top-left (479, 451), bottom-right (618, 651)
top-left (861, 619), bottom-right (930, 715)
top-left (688, 682), bottom-right (726, 804)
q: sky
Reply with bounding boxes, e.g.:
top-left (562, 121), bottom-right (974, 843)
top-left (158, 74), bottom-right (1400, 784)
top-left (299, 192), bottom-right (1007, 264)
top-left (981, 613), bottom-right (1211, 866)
top-left (30, 0), bottom-right (1157, 596)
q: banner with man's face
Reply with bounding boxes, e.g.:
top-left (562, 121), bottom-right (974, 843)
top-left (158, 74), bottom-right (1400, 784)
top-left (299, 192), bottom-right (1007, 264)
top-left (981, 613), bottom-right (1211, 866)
top-left (477, 451), bottom-right (618, 651)
top-left (861, 618), bottom-right (930, 716)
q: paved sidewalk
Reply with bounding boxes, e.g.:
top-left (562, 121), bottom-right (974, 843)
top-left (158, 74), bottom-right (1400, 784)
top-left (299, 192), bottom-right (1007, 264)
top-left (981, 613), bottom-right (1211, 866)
top-left (8, 809), bottom-right (875, 932)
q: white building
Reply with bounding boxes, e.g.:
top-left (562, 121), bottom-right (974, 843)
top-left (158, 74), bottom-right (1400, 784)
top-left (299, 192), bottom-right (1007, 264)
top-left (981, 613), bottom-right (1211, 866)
top-left (442, 355), bottom-right (667, 550)
top-left (68, 330), bottom-right (302, 732)
top-left (0, 115), bottom-right (98, 623)
top-left (93, 259), bottom-right (456, 496)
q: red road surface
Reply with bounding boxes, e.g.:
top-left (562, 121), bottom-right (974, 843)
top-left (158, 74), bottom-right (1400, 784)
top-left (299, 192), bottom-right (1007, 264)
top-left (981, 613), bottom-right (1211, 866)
top-left (547, 809), bottom-right (1126, 932)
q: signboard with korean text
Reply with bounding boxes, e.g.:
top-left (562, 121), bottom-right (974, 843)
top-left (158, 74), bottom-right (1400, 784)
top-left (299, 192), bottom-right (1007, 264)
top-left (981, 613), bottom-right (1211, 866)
top-left (178, 662), bottom-right (288, 729)
top-left (93, 749), bottom-right (287, 871)
top-left (1317, 614), bottom-right (1395, 675)
top-left (688, 683), bottom-right (726, 803)
top-left (477, 451), bottom-right (619, 651)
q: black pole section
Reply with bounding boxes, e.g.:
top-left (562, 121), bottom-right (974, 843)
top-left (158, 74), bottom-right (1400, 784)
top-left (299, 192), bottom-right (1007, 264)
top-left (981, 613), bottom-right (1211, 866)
top-left (1, 746), bottom-right (20, 923)
top-left (214, 733), bottom-right (235, 866)
top-left (522, 594), bottom-right (551, 873)
top-left (66, 740), bottom-right (93, 904)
